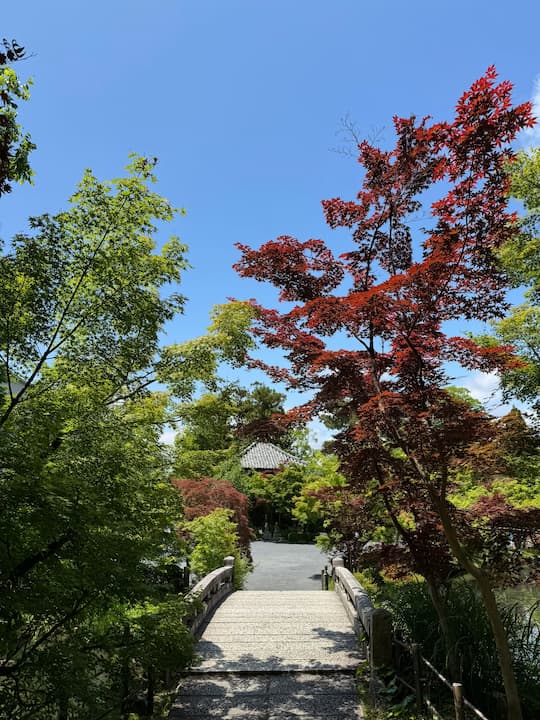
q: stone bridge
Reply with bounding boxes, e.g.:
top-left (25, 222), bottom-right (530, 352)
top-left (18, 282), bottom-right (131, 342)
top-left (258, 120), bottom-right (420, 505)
top-left (168, 556), bottom-right (392, 719)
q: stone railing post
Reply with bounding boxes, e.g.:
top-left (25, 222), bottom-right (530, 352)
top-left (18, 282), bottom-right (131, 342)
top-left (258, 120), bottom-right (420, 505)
top-left (224, 555), bottom-right (235, 587)
top-left (331, 555), bottom-right (392, 670)
top-left (332, 556), bottom-right (344, 576)
top-left (370, 608), bottom-right (392, 668)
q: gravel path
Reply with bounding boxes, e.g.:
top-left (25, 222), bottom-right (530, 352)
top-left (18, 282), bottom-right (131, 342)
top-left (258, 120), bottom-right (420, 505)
top-left (244, 541), bottom-right (331, 591)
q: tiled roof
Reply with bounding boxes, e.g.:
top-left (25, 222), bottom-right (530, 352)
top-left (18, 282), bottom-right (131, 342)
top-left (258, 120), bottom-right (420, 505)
top-left (239, 442), bottom-right (304, 470)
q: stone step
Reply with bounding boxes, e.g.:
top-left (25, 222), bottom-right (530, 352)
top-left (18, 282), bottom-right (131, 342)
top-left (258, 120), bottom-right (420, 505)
top-left (169, 672), bottom-right (363, 719)
top-left (169, 590), bottom-right (365, 717)
top-left (192, 655), bottom-right (362, 673)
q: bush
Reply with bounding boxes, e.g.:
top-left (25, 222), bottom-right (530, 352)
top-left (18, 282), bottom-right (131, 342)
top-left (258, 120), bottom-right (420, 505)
top-left (173, 477), bottom-right (252, 547)
top-left (185, 508), bottom-right (251, 589)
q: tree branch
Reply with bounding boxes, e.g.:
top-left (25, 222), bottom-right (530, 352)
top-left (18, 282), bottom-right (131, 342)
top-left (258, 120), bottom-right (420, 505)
top-left (3, 530), bottom-right (75, 588)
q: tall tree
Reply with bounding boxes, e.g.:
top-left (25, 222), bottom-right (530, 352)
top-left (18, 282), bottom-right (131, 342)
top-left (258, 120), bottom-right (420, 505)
top-left (172, 381), bottom-right (288, 478)
top-left (234, 69), bottom-right (534, 719)
top-left (502, 147), bottom-right (540, 298)
top-left (0, 158), bottom-right (252, 718)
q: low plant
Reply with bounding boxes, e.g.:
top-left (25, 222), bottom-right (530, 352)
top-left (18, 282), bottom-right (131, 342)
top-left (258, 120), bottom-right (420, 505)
top-left (374, 577), bottom-right (540, 719)
top-left (356, 662), bottom-right (418, 720)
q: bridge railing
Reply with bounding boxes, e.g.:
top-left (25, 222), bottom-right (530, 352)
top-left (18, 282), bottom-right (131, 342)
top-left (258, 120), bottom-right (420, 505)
top-left (331, 558), bottom-right (488, 719)
top-left (331, 557), bottom-right (392, 669)
top-left (185, 556), bottom-right (235, 636)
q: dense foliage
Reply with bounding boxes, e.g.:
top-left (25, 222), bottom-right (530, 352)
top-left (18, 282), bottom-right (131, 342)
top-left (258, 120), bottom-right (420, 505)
top-left (479, 148), bottom-right (540, 420)
top-left (0, 156), bottom-right (253, 718)
top-left (184, 508), bottom-right (251, 589)
top-left (172, 382), bottom-right (290, 478)
top-left (173, 476), bottom-right (252, 547)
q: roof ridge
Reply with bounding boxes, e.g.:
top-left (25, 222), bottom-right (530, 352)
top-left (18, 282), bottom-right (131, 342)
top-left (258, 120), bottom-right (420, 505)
top-left (239, 441), bottom-right (305, 469)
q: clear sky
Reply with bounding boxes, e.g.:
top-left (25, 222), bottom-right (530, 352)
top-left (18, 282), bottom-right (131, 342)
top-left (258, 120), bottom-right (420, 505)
top-left (2, 1), bottom-right (539, 431)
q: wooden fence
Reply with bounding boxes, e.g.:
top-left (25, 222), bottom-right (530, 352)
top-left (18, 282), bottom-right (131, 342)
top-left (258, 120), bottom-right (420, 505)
top-left (393, 637), bottom-right (490, 720)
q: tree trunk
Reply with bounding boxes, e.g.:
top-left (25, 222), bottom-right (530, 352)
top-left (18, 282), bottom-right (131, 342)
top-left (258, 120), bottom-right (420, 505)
top-left (120, 626), bottom-right (131, 720)
top-left (473, 574), bottom-right (523, 720)
top-left (146, 665), bottom-right (155, 717)
top-left (426, 580), bottom-right (461, 682)
top-left (57, 695), bottom-right (68, 720)
top-left (435, 497), bottom-right (523, 720)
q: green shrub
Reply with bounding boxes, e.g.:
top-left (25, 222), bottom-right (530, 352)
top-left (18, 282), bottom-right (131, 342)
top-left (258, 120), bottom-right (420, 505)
top-left (186, 508), bottom-right (251, 589)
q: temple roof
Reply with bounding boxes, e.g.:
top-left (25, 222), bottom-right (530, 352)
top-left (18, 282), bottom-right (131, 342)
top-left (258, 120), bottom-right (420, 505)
top-left (239, 441), bottom-right (304, 470)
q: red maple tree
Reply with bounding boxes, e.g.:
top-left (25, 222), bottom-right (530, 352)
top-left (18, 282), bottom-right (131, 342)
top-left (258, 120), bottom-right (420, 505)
top-left (172, 477), bottom-right (252, 547)
top-left (234, 69), bottom-right (534, 719)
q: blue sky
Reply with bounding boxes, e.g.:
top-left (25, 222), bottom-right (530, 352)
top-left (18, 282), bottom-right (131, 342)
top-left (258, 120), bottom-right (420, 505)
top-left (2, 1), bottom-right (539, 437)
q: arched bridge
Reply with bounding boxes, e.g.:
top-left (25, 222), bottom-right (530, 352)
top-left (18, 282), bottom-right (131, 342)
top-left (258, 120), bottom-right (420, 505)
top-left (169, 556), bottom-right (392, 719)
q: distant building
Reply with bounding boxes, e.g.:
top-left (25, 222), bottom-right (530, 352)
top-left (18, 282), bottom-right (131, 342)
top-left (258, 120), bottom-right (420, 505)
top-left (239, 441), bottom-right (304, 473)
top-left (1, 373), bottom-right (25, 398)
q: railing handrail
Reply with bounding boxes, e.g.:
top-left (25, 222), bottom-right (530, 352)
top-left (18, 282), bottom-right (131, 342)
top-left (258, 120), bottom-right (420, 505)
top-left (186, 564), bottom-right (232, 603)
top-left (330, 557), bottom-right (491, 719)
top-left (331, 557), bottom-right (393, 668)
top-left (185, 556), bottom-right (235, 636)
top-left (332, 559), bottom-right (375, 633)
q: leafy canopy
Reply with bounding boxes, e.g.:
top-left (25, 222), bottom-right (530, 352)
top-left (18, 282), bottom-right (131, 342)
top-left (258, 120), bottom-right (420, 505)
top-left (478, 148), bottom-right (540, 418)
top-left (234, 68), bottom-right (534, 719)
top-left (0, 157), bottom-right (253, 719)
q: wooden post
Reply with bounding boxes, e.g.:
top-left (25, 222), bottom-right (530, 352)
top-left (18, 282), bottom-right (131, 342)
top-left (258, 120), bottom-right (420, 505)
top-left (411, 643), bottom-right (423, 713)
top-left (452, 682), bottom-right (464, 720)
top-left (120, 624), bottom-right (131, 720)
top-left (146, 666), bottom-right (155, 717)
top-left (182, 565), bottom-right (190, 591)
top-left (321, 566), bottom-right (329, 590)
top-left (56, 696), bottom-right (68, 720)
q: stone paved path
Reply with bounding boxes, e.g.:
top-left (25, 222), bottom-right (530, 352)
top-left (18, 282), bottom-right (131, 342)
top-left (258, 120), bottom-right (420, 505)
top-left (169, 591), bottom-right (364, 719)
top-left (245, 541), bottom-right (330, 591)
